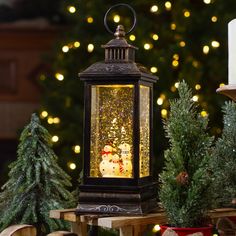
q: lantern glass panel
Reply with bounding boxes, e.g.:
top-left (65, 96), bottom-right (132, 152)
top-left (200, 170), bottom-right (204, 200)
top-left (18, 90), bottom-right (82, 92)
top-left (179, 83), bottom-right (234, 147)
top-left (90, 84), bottom-right (134, 178)
top-left (139, 85), bottom-right (150, 177)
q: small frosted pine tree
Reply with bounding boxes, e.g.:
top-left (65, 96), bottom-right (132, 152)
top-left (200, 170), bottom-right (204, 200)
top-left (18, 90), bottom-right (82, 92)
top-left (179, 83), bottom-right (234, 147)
top-left (159, 81), bottom-right (214, 227)
top-left (0, 114), bottom-right (74, 235)
top-left (211, 101), bottom-right (236, 207)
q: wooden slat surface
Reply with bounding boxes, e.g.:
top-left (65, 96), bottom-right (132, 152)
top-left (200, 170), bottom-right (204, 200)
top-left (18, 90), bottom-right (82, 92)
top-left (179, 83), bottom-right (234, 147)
top-left (0, 224), bottom-right (36, 236)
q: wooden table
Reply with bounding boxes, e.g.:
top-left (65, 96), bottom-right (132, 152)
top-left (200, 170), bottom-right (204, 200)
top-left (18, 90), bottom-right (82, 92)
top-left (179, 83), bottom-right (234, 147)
top-left (50, 208), bottom-right (236, 236)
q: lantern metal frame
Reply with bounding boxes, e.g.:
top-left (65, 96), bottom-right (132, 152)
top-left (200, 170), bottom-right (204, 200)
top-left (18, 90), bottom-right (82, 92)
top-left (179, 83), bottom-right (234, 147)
top-left (76, 6), bottom-right (158, 215)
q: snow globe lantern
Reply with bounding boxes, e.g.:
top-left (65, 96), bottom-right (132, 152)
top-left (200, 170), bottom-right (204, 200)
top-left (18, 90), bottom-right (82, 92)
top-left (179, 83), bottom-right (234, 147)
top-left (77, 4), bottom-right (158, 215)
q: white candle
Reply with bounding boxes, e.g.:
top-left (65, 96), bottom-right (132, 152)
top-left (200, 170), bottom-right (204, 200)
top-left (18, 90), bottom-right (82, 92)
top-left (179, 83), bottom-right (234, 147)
top-left (228, 19), bottom-right (236, 85)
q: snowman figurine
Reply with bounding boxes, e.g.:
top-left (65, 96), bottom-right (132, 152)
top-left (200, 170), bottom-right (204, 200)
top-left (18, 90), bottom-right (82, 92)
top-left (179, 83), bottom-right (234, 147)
top-left (118, 143), bottom-right (132, 177)
top-left (110, 153), bottom-right (122, 177)
top-left (99, 144), bottom-right (113, 177)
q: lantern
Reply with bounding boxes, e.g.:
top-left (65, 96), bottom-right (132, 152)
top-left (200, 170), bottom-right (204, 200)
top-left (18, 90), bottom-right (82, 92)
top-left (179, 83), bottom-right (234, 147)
top-left (77, 4), bottom-right (158, 215)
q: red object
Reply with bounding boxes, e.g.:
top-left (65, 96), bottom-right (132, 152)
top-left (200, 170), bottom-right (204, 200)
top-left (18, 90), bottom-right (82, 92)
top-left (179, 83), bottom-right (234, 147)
top-left (160, 225), bottom-right (212, 236)
top-left (228, 216), bottom-right (236, 223)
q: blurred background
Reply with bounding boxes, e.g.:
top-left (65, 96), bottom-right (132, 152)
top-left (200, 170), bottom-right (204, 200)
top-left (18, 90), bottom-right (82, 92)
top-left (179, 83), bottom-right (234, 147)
top-left (0, 0), bottom-right (235, 189)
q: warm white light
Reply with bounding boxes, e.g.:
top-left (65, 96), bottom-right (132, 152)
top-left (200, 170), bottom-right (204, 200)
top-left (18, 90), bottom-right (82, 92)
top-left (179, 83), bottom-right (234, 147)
top-left (157, 98), bottom-right (163, 105)
top-left (68, 6), bottom-right (76, 13)
top-left (74, 41), bottom-right (80, 48)
top-left (53, 117), bottom-right (60, 124)
top-left (171, 23), bottom-right (176, 30)
top-left (47, 117), bottom-right (54, 124)
top-left (211, 16), bottom-right (217, 22)
top-left (172, 60), bottom-right (179, 67)
top-left (153, 224), bottom-right (161, 233)
top-left (203, 0), bottom-right (211, 4)
top-left (87, 44), bottom-right (94, 52)
top-left (129, 35), bottom-right (136, 41)
top-left (144, 43), bottom-right (152, 50)
top-left (55, 73), bottom-right (64, 81)
top-left (173, 54), bottom-right (179, 60)
top-left (69, 163), bottom-right (76, 170)
top-left (219, 83), bottom-right (225, 87)
top-left (192, 95), bottom-right (199, 102)
top-left (184, 10), bottom-right (191, 18)
top-left (87, 17), bottom-right (94, 23)
top-left (195, 84), bottom-right (201, 90)
top-left (203, 45), bottom-right (210, 54)
top-left (41, 111), bottom-right (48, 118)
top-left (113, 15), bottom-right (120, 23)
top-left (179, 41), bottom-right (186, 47)
top-left (201, 110), bottom-right (208, 117)
top-left (62, 45), bottom-right (69, 53)
top-left (52, 135), bottom-right (59, 142)
top-left (211, 40), bottom-right (220, 48)
top-left (161, 109), bottom-right (168, 118)
top-left (152, 34), bottom-right (159, 40)
top-left (165, 1), bottom-right (172, 10)
top-left (74, 145), bottom-right (81, 154)
top-left (150, 67), bottom-right (158, 73)
top-left (150, 5), bottom-right (158, 13)
top-left (174, 82), bottom-right (180, 88)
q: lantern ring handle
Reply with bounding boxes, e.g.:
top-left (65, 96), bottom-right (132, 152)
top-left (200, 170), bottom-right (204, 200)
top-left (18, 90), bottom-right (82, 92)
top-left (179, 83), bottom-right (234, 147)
top-left (104, 3), bottom-right (137, 35)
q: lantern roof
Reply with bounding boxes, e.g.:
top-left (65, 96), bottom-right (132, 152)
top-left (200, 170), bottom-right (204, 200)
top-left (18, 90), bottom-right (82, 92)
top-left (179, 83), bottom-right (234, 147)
top-left (79, 25), bottom-right (158, 83)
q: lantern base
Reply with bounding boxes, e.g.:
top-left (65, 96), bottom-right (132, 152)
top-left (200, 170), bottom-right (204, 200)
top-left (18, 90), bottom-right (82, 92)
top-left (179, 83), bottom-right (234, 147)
top-left (76, 182), bottom-right (158, 215)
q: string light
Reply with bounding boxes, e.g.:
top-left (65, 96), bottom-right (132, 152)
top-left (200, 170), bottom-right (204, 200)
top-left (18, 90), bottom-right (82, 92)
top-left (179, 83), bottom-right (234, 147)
top-left (68, 6), bottom-right (76, 14)
top-left (174, 82), bottom-right (180, 88)
top-left (201, 110), bottom-right (208, 117)
top-left (87, 17), bottom-right (94, 23)
top-left (87, 44), bottom-right (94, 52)
top-left (55, 73), bottom-right (64, 81)
top-left (179, 41), bottom-right (186, 47)
top-left (62, 45), bottom-right (69, 53)
top-left (73, 145), bottom-right (81, 154)
top-left (53, 117), bottom-right (60, 124)
top-left (171, 23), bottom-right (176, 30)
top-left (219, 83), bottom-right (225, 87)
top-left (47, 117), bottom-right (54, 124)
top-left (173, 54), bottom-right (179, 60)
top-left (171, 86), bottom-right (176, 92)
top-left (68, 162), bottom-right (76, 170)
top-left (161, 109), bottom-right (168, 118)
top-left (152, 34), bottom-right (159, 41)
top-left (172, 60), bottom-right (179, 67)
top-left (203, 45), bottom-right (210, 54)
top-left (113, 15), bottom-right (120, 23)
top-left (211, 40), bottom-right (220, 48)
top-left (211, 16), bottom-right (217, 22)
top-left (150, 67), bottom-right (158, 73)
top-left (153, 224), bottom-right (161, 233)
top-left (52, 135), bottom-right (59, 142)
top-left (195, 84), bottom-right (201, 90)
top-left (40, 74), bottom-right (46, 81)
top-left (150, 5), bottom-right (158, 13)
top-left (184, 10), bottom-right (191, 18)
top-left (192, 95), bottom-right (199, 102)
top-left (157, 97), bottom-right (164, 105)
top-left (40, 111), bottom-right (48, 118)
top-left (144, 43), bottom-right (152, 50)
top-left (165, 1), bottom-right (172, 10)
top-left (129, 35), bottom-right (136, 41)
top-left (192, 61), bottom-right (199, 68)
top-left (74, 41), bottom-right (80, 48)
top-left (203, 0), bottom-right (211, 4)
top-left (160, 94), bottom-right (166, 99)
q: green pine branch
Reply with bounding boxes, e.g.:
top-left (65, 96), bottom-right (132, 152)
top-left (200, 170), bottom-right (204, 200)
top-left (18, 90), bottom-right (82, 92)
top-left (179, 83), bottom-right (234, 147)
top-left (159, 81), bottom-right (214, 227)
top-left (0, 114), bottom-right (74, 235)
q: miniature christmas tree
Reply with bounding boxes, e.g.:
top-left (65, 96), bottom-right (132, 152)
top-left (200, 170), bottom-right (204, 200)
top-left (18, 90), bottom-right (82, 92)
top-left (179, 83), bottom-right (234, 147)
top-left (0, 114), bottom-right (74, 235)
top-left (159, 81), bottom-right (214, 227)
top-left (211, 101), bottom-right (236, 207)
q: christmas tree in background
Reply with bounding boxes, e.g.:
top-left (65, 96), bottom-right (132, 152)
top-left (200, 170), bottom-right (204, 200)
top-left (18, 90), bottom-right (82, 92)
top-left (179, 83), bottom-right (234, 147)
top-left (159, 81), bottom-right (213, 227)
top-left (38, 0), bottom-right (236, 184)
top-left (211, 101), bottom-right (236, 207)
top-left (0, 114), bottom-right (74, 235)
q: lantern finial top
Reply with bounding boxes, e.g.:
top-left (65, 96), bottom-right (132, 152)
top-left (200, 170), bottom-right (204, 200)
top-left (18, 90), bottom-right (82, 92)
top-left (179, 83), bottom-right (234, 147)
top-left (114, 25), bottom-right (126, 39)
